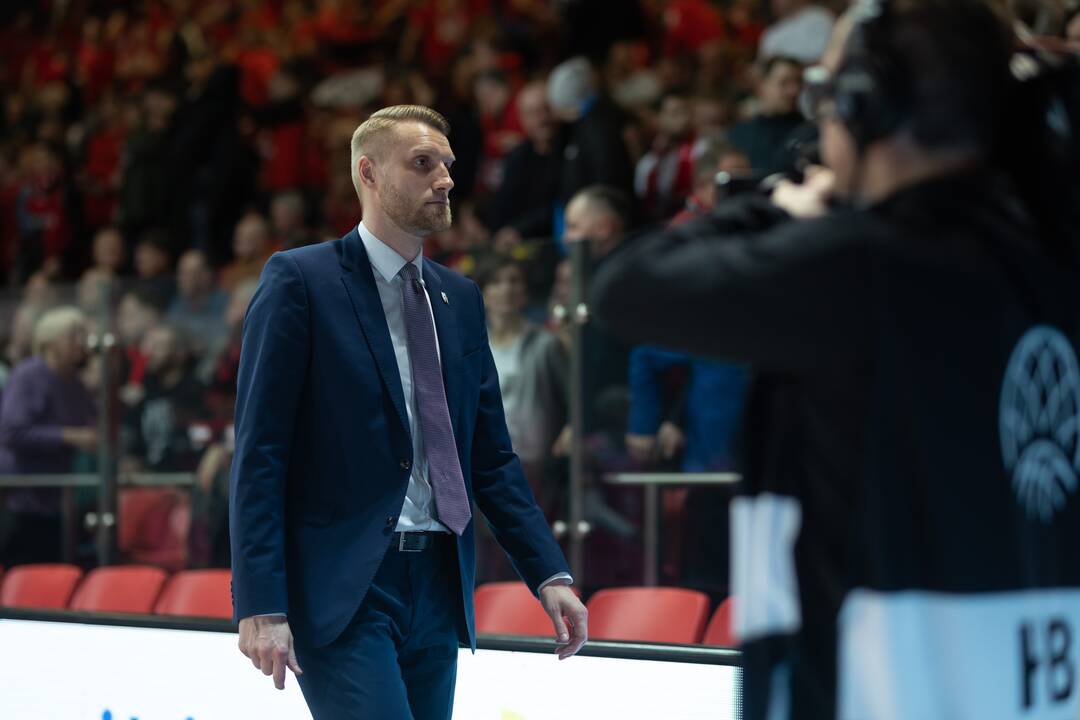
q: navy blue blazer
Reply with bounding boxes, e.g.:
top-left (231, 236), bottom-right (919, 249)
top-left (229, 227), bottom-right (569, 649)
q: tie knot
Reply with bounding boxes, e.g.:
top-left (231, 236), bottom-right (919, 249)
top-left (400, 263), bottom-right (420, 282)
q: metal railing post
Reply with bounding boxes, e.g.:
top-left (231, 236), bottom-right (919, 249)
top-left (60, 486), bottom-right (76, 563)
top-left (567, 238), bottom-right (591, 584)
top-left (643, 484), bottom-right (659, 586)
top-left (94, 278), bottom-right (118, 566)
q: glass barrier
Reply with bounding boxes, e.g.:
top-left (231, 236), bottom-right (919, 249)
top-left (465, 239), bottom-right (746, 609)
top-left (0, 277), bottom-right (236, 571)
top-left (0, 250), bottom-right (745, 648)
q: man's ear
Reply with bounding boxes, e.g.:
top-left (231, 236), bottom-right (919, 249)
top-left (358, 156), bottom-right (377, 187)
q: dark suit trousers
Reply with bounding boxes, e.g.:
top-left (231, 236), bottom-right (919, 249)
top-left (294, 534), bottom-right (463, 720)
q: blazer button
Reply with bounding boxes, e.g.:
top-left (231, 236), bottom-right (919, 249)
top-left (386, 516), bottom-right (396, 528)
top-left (400, 459), bottom-right (411, 471)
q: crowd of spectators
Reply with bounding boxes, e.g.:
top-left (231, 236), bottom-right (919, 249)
top-left (0, 0), bottom-right (873, 592)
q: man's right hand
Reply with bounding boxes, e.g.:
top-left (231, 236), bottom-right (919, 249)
top-left (238, 615), bottom-right (303, 690)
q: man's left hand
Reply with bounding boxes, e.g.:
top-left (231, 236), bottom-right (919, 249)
top-left (539, 583), bottom-right (588, 660)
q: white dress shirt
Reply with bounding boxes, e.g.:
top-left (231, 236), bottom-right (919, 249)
top-left (358, 221), bottom-right (450, 533)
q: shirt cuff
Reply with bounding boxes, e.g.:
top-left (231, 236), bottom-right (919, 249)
top-left (537, 572), bottom-right (573, 592)
top-left (251, 613), bottom-right (287, 619)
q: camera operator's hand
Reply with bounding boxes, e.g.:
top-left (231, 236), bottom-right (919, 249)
top-left (771, 166), bottom-right (835, 219)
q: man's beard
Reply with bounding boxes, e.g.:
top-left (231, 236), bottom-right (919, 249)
top-left (381, 181), bottom-right (452, 236)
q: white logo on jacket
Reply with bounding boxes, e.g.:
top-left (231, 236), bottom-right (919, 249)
top-left (1000, 325), bottom-right (1080, 521)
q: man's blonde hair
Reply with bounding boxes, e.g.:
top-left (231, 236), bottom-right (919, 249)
top-left (32, 306), bottom-right (85, 356)
top-left (349, 105), bottom-right (451, 199)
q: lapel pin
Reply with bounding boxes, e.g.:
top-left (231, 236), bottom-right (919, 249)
top-left (441, 292), bottom-right (449, 305)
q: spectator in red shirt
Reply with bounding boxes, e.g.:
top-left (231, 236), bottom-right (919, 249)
top-left (74, 16), bottom-right (116, 105)
top-left (235, 23), bottom-right (281, 108)
top-left (661, 0), bottom-right (725, 57)
top-left (282, 0), bottom-right (319, 59)
top-left (114, 18), bottom-right (166, 93)
top-left (25, 35), bottom-right (70, 87)
top-left (400, 0), bottom-right (490, 79)
top-left (256, 68), bottom-right (307, 193)
top-left (729, 0), bottom-right (767, 50)
top-left (116, 288), bottom-right (162, 394)
top-left (670, 135), bottom-right (750, 225)
top-left (81, 93), bottom-right (127, 231)
top-left (310, 0), bottom-right (385, 65)
top-left (15, 144), bottom-right (71, 284)
top-left (634, 93), bottom-right (697, 222)
top-left (474, 69), bottom-right (524, 194)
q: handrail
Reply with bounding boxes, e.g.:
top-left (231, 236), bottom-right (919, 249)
top-left (0, 473), bottom-right (196, 488)
top-left (604, 472), bottom-right (741, 486)
top-left (0, 473), bottom-right (197, 563)
top-left (602, 472), bottom-right (741, 585)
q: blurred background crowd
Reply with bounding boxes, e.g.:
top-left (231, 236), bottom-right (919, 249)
top-left (10, 0), bottom-right (1067, 597)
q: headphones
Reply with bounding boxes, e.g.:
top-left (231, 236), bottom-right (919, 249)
top-left (831, 0), bottom-right (908, 151)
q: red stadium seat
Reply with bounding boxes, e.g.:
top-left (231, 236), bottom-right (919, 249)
top-left (0, 564), bottom-right (84, 609)
top-left (69, 565), bottom-right (168, 613)
top-left (118, 488), bottom-right (190, 571)
top-left (702, 596), bottom-right (736, 647)
top-left (586, 587), bottom-right (710, 644)
top-left (474, 582), bottom-right (563, 636)
top-left (154, 569), bottom-right (233, 619)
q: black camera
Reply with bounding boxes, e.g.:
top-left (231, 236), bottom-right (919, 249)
top-left (713, 135), bottom-right (821, 201)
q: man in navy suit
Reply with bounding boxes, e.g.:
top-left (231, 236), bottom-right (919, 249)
top-left (230, 105), bottom-right (587, 719)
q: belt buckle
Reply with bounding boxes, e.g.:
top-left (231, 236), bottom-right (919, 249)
top-left (398, 532), bottom-right (424, 552)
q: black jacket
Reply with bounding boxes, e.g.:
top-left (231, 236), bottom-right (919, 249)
top-left (592, 170), bottom-right (1080, 719)
top-left (557, 95), bottom-right (634, 204)
top-left (487, 139), bottom-right (559, 238)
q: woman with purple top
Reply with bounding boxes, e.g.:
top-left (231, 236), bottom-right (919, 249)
top-left (0, 306), bottom-right (97, 566)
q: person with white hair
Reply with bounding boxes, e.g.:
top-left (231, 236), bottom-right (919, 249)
top-left (0, 306), bottom-right (97, 567)
top-left (758, 0), bottom-right (835, 63)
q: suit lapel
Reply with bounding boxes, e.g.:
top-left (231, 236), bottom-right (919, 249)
top-left (422, 264), bottom-right (464, 440)
top-left (339, 229), bottom-right (410, 437)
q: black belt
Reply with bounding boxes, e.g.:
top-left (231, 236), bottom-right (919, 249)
top-left (391, 531), bottom-right (451, 552)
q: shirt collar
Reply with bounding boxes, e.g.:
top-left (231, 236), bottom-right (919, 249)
top-left (357, 221), bottom-right (423, 283)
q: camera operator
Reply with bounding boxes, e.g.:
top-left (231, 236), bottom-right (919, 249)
top-left (592, 1), bottom-right (1080, 718)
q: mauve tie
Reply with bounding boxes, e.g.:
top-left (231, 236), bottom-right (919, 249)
top-left (399, 263), bottom-right (472, 535)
